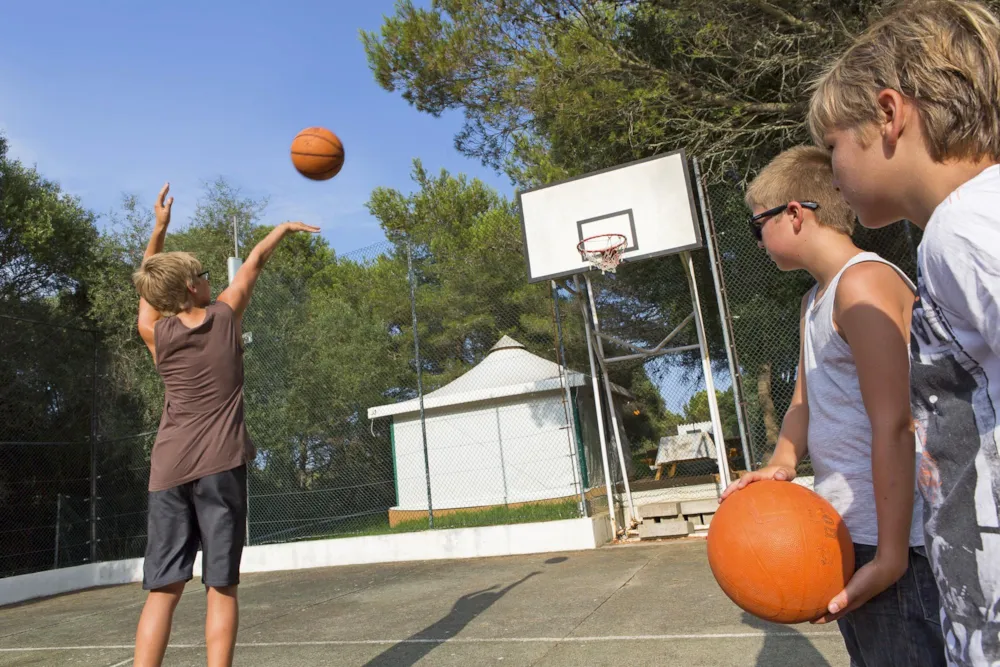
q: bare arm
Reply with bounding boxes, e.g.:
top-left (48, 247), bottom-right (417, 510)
top-left (137, 183), bottom-right (174, 359)
top-left (722, 292), bottom-right (810, 499)
top-left (815, 262), bottom-right (915, 622)
top-left (218, 221), bottom-right (320, 319)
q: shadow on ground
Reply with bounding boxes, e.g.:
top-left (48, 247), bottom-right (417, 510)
top-left (362, 572), bottom-right (540, 667)
top-left (741, 612), bottom-right (833, 667)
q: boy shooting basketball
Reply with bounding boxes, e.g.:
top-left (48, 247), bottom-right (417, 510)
top-left (722, 146), bottom-right (945, 666)
top-left (809, 0), bottom-right (1000, 663)
top-left (130, 183), bottom-right (318, 667)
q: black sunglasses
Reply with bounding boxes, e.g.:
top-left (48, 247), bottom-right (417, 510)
top-left (749, 201), bottom-right (820, 242)
top-left (197, 270), bottom-right (210, 281)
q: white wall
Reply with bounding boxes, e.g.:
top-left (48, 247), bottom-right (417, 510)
top-left (392, 391), bottom-right (579, 510)
top-left (0, 515), bottom-right (612, 607)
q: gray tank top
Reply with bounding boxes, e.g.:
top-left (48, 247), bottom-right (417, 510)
top-left (150, 301), bottom-right (254, 491)
top-left (803, 252), bottom-right (924, 547)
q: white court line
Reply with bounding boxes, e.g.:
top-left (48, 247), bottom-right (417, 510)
top-left (0, 632), bottom-right (842, 652)
top-left (107, 659), bottom-right (133, 667)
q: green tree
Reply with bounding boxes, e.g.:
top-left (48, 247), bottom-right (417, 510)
top-left (362, 0), bottom-right (890, 184)
top-left (0, 135), bottom-right (98, 303)
top-left (682, 388), bottom-right (739, 439)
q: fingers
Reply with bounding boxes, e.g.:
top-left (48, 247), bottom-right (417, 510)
top-left (157, 182), bottom-right (170, 208)
top-left (165, 196), bottom-right (174, 212)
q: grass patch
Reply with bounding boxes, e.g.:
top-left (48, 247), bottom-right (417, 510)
top-left (296, 499), bottom-right (582, 543)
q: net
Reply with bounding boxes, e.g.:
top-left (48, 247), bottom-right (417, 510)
top-left (577, 234), bottom-right (627, 274)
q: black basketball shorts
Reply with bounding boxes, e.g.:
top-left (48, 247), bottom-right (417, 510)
top-left (143, 465), bottom-right (247, 590)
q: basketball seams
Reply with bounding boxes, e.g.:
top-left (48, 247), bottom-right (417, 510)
top-left (296, 130), bottom-right (342, 152)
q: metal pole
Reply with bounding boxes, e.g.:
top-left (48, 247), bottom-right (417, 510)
top-left (691, 158), bottom-right (753, 472)
top-left (681, 251), bottom-right (733, 490)
top-left (407, 240), bottom-right (434, 527)
top-left (225, 263), bottom-right (251, 544)
top-left (552, 280), bottom-right (588, 517)
top-left (583, 274), bottom-right (636, 528)
top-left (575, 276), bottom-right (619, 537)
top-left (496, 408), bottom-right (509, 506)
top-left (53, 493), bottom-right (61, 570)
top-left (89, 332), bottom-right (98, 563)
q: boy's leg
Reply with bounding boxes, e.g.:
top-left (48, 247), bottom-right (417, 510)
top-left (134, 582), bottom-right (185, 667)
top-left (135, 482), bottom-right (199, 667)
top-left (837, 544), bottom-right (946, 667)
top-left (206, 585), bottom-right (239, 667)
top-left (192, 465), bottom-right (248, 667)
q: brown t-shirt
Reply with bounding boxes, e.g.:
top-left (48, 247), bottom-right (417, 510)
top-left (149, 301), bottom-right (255, 491)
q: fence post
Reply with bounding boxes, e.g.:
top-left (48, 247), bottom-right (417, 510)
top-left (53, 493), bottom-right (62, 569)
top-left (89, 331), bottom-right (99, 563)
top-left (551, 280), bottom-right (588, 518)
top-left (692, 159), bottom-right (755, 472)
top-left (407, 240), bottom-right (434, 528)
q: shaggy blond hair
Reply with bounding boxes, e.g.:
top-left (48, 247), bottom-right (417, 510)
top-left (132, 252), bottom-right (202, 317)
top-left (808, 0), bottom-right (1000, 162)
top-left (745, 146), bottom-right (855, 234)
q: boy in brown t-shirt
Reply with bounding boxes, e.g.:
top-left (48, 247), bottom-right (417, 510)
top-left (130, 183), bottom-right (318, 667)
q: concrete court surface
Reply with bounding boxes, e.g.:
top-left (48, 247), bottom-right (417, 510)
top-left (0, 539), bottom-right (849, 667)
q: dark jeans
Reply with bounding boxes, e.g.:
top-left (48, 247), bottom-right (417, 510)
top-left (837, 543), bottom-right (946, 667)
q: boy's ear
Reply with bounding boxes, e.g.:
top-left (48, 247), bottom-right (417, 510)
top-left (787, 201), bottom-right (807, 233)
top-left (876, 88), bottom-right (908, 148)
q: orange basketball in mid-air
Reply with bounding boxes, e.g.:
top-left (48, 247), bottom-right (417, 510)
top-left (290, 127), bottom-right (344, 181)
top-left (707, 480), bottom-right (854, 624)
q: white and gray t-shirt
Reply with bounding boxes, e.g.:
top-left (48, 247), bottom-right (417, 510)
top-left (909, 165), bottom-right (1000, 666)
top-left (802, 251), bottom-right (924, 548)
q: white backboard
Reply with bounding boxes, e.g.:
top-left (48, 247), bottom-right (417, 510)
top-left (517, 150), bottom-right (703, 283)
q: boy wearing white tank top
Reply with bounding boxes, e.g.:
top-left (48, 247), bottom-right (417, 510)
top-left (722, 146), bottom-right (945, 666)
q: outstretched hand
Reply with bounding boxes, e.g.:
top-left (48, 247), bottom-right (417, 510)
top-left (282, 221), bottom-right (321, 234)
top-left (155, 182), bottom-right (174, 228)
top-left (720, 464), bottom-right (797, 501)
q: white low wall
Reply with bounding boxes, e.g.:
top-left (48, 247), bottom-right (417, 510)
top-left (0, 515), bottom-right (612, 607)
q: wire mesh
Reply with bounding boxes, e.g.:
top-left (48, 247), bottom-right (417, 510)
top-left (1, 169), bottom-right (925, 579)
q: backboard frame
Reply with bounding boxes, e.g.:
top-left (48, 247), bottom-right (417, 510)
top-left (516, 148), bottom-right (704, 284)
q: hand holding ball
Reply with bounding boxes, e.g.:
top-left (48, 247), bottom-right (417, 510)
top-left (290, 127), bottom-right (344, 181)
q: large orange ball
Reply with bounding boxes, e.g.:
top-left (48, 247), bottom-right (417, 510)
top-left (290, 127), bottom-right (344, 181)
top-left (707, 480), bottom-right (854, 624)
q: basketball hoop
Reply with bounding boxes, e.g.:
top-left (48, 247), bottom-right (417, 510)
top-left (577, 234), bottom-right (627, 274)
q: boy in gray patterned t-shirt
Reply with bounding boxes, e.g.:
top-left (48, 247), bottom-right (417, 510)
top-left (808, 1), bottom-right (1000, 663)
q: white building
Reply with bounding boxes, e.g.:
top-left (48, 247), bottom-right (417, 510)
top-left (368, 336), bottom-right (632, 523)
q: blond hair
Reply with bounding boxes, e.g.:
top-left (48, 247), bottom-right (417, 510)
top-left (132, 252), bottom-right (202, 317)
top-left (808, 0), bottom-right (1000, 162)
top-left (745, 146), bottom-right (855, 234)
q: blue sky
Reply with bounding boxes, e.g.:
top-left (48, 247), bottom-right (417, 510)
top-left (0, 0), bottom-right (511, 254)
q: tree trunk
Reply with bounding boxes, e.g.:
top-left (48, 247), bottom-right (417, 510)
top-left (297, 440), bottom-right (309, 490)
top-left (757, 361), bottom-right (780, 446)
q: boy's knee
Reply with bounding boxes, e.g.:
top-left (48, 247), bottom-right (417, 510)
top-left (207, 584), bottom-right (238, 598)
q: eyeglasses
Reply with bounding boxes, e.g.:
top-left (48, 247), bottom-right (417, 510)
top-left (197, 270), bottom-right (210, 281)
top-left (749, 201), bottom-right (820, 242)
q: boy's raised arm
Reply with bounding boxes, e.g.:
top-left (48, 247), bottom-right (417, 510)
top-left (137, 183), bottom-right (174, 352)
top-left (218, 221), bottom-right (320, 319)
top-left (816, 262), bottom-right (916, 623)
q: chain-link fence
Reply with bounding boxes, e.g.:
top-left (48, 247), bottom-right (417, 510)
top-left (703, 181), bottom-right (922, 477)
top-left (1, 166), bottom-right (926, 578)
top-left (0, 313), bottom-right (99, 577)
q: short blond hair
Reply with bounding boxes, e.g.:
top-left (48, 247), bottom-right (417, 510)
top-left (808, 0), bottom-right (1000, 162)
top-left (132, 252), bottom-right (202, 317)
top-left (745, 146), bottom-right (855, 235)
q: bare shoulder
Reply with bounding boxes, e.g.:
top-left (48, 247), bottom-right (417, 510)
top-left (836, 260), bottom-right (913, 311)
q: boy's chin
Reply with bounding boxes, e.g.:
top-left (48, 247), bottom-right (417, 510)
top-left (856, 213), bottom-right (905, 230)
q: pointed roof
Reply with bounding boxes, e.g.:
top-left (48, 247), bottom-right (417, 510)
top-left (368, 335), bottom-right (629, 419)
